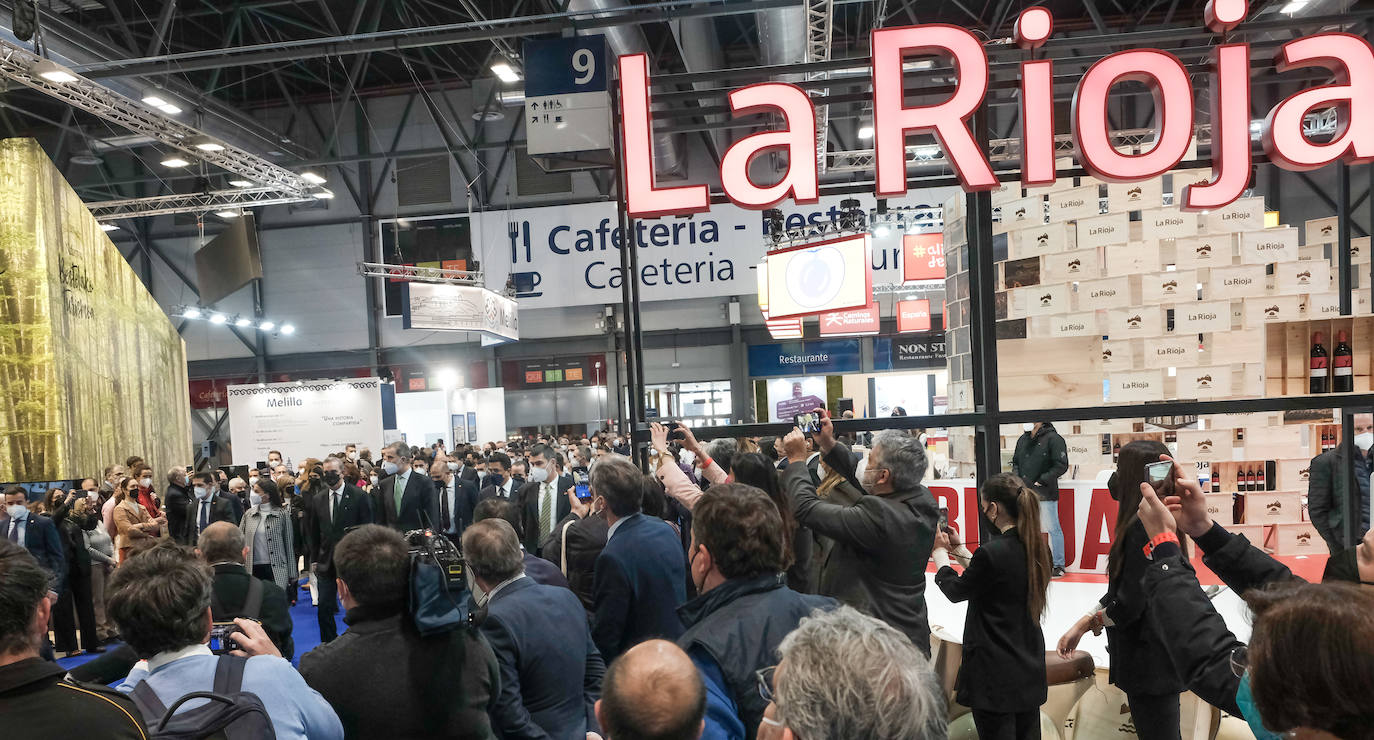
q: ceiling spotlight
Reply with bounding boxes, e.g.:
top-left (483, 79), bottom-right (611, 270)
top-left (190, 135), bottom-right (224, 152)
top-left (300, 171), bottom-right (327, 184)
top-left (209, 314), bottom-right (227, 324)
top-left (142, 94), bottom-right (170, 107)
top-left (182, 307), bottom-right (202, 319)
top-left (229, 179), bottom-right (253, 188)
top-left (158, 103), bottom-right (182, 115)
top-left (857, 125), bottom-right (874, 140)
top-left (161, 156), bottom-right (190, 168)
top-left (1281, 0), bottom-right (1308, 12)
top-left (214, 210), bottom-right (241, 219)
top-left (914, 145), bottom-right (940, 158)
top-left (874, 224), bottom-right (891, 238)
top-left (258, 321), bottom-right (275, 331)
top-left (234, 317), bottom-right (252, 327)
top-left (280, 324), bottom-right (296, 335)
top-left (31, 59), bottom-right (78, 83)
top-left (491, 61), bottom-right (522, 83)
top-left (98, 222), bottom-right (120, 232)
top-left (312, 189), bottom-right (335, 200)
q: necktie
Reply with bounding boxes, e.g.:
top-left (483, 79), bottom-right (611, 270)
top-left (540, 483), bottom-right (553, 537)
top-left (331, 491), bottom-right (340, 524)
top-left (199, 499), bottom-right (209, 532)
top-left (440, 482), bottom-right (451, 532)
top-left (393, 475), bottom-right (405, 515)
top-left (7, 520), bottom-right (18, 542)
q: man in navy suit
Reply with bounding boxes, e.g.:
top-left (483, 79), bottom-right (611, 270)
top-left (514, 444), bottom-right (572, 555)
top-left (374, 441), bottom-right (438, 532)
top-left (3, 486), bottom-right (65, 595)
top-left (463, 519), bottom-right (604, 740)
top-left (589, 455), bottom-right (687, 662)
top-left (473, 497), bottom-right (570, 590)
top-left (309, 459), bottom-right (374, 642)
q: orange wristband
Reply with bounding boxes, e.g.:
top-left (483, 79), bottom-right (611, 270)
top-left (1143, 531), bottom-right (1179, 559)
top-left (698, 457), bottom-right (713, 470)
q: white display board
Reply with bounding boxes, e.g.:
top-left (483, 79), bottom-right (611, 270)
top-left (226, 379), bottom-right (384, 465)
top-left (765, 376), bottom-right (828, 423)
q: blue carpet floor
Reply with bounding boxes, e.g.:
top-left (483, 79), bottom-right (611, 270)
top-left (56, 578), bottom-right (339, 674)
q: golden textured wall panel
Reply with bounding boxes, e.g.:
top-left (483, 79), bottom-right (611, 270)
top-left (0, 138), bottom-right (191, 483)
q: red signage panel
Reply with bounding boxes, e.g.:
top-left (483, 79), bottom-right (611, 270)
top-left (897, 299), bottom-right (932, 333)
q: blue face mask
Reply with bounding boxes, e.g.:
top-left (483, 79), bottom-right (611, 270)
top-left (1236, 671), bottom-right (1286, 740)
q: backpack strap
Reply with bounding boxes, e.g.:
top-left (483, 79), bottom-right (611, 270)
top-left (213, 654), bottom-right (249, 695)
top-left (242, 577), bottom-right (264, 619)
top-left (129, 680), bottom-right (169, 719)
top-left (560, 518), bottom-right (575, 578)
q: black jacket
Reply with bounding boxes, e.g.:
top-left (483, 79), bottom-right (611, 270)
top-left (165, 482), bottom-right (192, 544)
top-left (1306, 448), bottom-right (1372, 552)
top-left (541, 511), bottom-right (609, 613)
top-left (374, 471), bottom-right (439, 532)
top-left (1011, 423), bottom-right (1069, 501)
top-left (433, 476), bottom-right (479, 538)
top-left (480, 576), bottom-right (604, 740)
top-left (210, 563), bottom-right (294, 660)
top-left (935, 527), bottom-right (1047, 712)
top-left (309, 483), bottom-right (374, 574)
top-left (0, 658), bottom-right (147, 740)
top-left (515, 479), bottom-right (572, 555)
top-left (300, 604), bottom-right (499, 740)
top-left (54, 510), bottom-right (96, 577)
top-left (12, 514), bottom-right (65, 595)
top-left (677, 574), bottom-right (835, 738)
top-left (182, 494), bottom-right (239, 543)
top-left (783, 442), bottom-right (939, 655)
top-left (1102, 520), bottom-right (1187, 695)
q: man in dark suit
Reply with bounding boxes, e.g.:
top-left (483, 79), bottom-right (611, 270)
top-left (463, 519), bottom-right (604, 740)
top-left (780, 415), bottom-right (939, 656)
top-left (455, 449), bottom-right (482, 487)
top-left (309, 456), bottom-right (374, 642)
top-left (4, 486), bottom-right (66, 595)
top-left (479, 451), bottom-right (518, 502)
top-left (184, 473), bottom-right (239, 543)
top-left (429, 454), bottom-right (479, 542)
top-left (474, 497), bottom-right (570, 590)
top-left (590, 455), bottom-right (687, 662)
top-left (163, 467), bottom-right (192, 545)
top-left (196, 521), bottom-right (293, 659)
top-left (514, 444), bottom-right (573, 555)
top-left (374, 441), bottom-right (438, 532)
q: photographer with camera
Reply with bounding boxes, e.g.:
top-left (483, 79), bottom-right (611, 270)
top-left (197, 522), bottom-right (293, 661)
top-left (109, 541), bottom-right (342, 740)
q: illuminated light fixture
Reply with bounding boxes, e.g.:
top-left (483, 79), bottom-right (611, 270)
top-left (874, 224), bottom-right (891, 238)
top-left (300, 171), bottom-right (327, 185)
top-left (158, 103), bottom-right (182, 115)
top-left (857, 125), bottom-right (874, 140)
top-left (142, 94), bottom-right (170, 107)
top-left (228, 179), bottom-right (253, 188)
top-left (190, 135), bottom-right (224, 152)
top-left (98, 223), bottom-right (120, 232)
top-left (312, 189), bottom-right (335, 200)
top-left (491, 61), bottom-right (522, 83)
top-left (209, 313), bottom-right (227, 324)
top-left (1249, 120), bottom-right (1262, 132)
top-left (258, 321), bottom-right (275, 331)
top-left (161, 156), bottom-right (191, 168)
top-left (31, 59), bottom-right (78, 83)
top-left (234, 317), bottom-right (252, 327)
top-left (181, 307), bottom-right (201, 319)
top-left (214, 210), bottom-right (240, 219)
top-left (1281, 0), bottom-right (1307, 12)
top-left (914, 145), bottom-right (940, 158)
top-left (280, 324), bottom-right (296, 335)
top-left (434, 368), bottom-right (459, 389)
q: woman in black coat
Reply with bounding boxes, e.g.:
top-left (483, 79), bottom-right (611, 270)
top-left (1058, 440), bottom-right (1187, 740)
top-left (933, 473), bottom-right (1052, 740)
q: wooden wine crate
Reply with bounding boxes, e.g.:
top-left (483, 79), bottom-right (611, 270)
top-left (1243, 425), bottom-right (1303, 459)
top-left (1275, 458), bottom-right (1314, 491)
top-left (1204, 494), bottom-right (1238, 526)
top-left (1267, 315), bottom-right (1374, 397)
top-left (1244, 491), bottom-right (1305, 525)
top-left (1266, 521), bottom-right (1325, 556)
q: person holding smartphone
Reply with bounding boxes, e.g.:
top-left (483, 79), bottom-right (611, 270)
top-left (1058, 439), bottom-right (1188, 740)
top-left (932, 473), bottom-right (1051, 740)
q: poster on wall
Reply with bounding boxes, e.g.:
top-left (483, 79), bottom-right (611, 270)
top-left (874, 374), bottom-right (931, 417)
top-left (226, 379), bottom-right (384, 465)
top-left (766, 377), bottom-right (829, 423)
top-left (451, 413), bottom-right (468, 444)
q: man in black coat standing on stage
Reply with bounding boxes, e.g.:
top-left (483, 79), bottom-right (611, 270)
top-left (1011, 421), bottom-right (1069, 578)
top-left (309, 457), bottom-right (373, 642)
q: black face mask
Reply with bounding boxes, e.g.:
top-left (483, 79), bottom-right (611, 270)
top-left (322, 470), bottom-right (342, 487)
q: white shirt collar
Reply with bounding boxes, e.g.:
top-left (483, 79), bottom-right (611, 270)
top-left (330, 481), bottom-right (345, 496)
top-left (607, 512), bottom-right (640, 541)
top-left (146, 643), bottom-right (212, 673)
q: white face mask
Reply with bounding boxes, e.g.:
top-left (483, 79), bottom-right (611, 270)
top-left (1022, 423), bottom-right (1034, 432)
top-left (249, 476), bottom-right (259, 487)
top-left (6, 504), bottom-right (26, 520)
top-left (382, 460), bottom-right (400, 475)
top-left (194, 486), bottom-right (209, 500)
top-left (140, 477), bottom-right (152, 488)
top-left (348, 452), bottom-right (358, 461)
top-left (528, 466), bottom-right (549, 484)
top-left (447, 462), bottom-right (459, 472)
top-left (249, 492), bottom-right (263, 507)
top-left (1356, 432), bottom-right (1374, 452)
top-left (370, 475), bottom-right (378, 485)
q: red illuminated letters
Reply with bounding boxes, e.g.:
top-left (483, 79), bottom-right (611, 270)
top-left (618, 53), bottom-right (708, 218)
top-left (1261, 33), bottom-right (1374, 171)
top-left (872, 25), bottom-right (996, 196)
top-left (1016, 8), bottom-right (1056, 185)
top-left (1074, 50), bottom-right (1193, 183)
top-left (1183, 43), bottom-right (1251, 210)
top-left (719, 83), bottom-right (819, 209)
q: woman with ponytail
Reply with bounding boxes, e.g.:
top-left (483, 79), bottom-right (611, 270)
top-left (1057, 439), bottom-right (1188, 740)
top-left (932, 472), bottom-right (1051, 740)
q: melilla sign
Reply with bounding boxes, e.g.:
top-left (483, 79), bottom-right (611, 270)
top-left (617, 0), bottom-right (1373, 219)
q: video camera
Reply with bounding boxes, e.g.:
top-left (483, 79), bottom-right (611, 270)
top-left (404, 527), bottom-right (465, 590)
top-left (406, 516), bottom-right (470, 636)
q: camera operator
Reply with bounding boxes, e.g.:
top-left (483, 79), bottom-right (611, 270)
top-left (196, 522), bottom-right (293, 660)
top-left (285, 524), bottom-right (500, 740)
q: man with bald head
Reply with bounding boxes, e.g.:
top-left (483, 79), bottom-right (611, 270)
top-left (196, 521), bottom-right (293, 659)
top-left (593, 640), bottom-right (705, 740)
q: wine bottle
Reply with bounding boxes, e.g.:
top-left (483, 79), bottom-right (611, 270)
top-left (1311, 332), bottom-right (1330, 394)
top-left (1246, 466), bottom-right (1256, 492)
top-left (1256, 463), bottom-right (1267, 491)
top-left (1211, 476), bottom-right (1221, 494)
top-left (1334, 330), bottom-right (1354, 393)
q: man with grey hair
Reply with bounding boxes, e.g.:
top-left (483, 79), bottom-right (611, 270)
top-left (780, 412), bottom-right (939, 655)
top-left (374, 440), bottom-right (437, 532)
top-left (757, 605), bottom-right (946, 740)
top-left (464, 519), bottom-right (605, 739)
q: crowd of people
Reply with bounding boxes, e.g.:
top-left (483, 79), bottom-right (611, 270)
top-left (1, 417), bottom-right (1372, 739)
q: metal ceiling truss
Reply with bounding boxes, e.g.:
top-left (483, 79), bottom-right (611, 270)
top-left (806, 0), bottom-right (833, 175)
top-left (87, 187), bottom-right (315, 220)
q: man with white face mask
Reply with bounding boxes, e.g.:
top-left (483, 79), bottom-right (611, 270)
top-left (1308, 413), bottom-right (1374, 554)
top-left (515, 444), bottom-right (572, 555)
